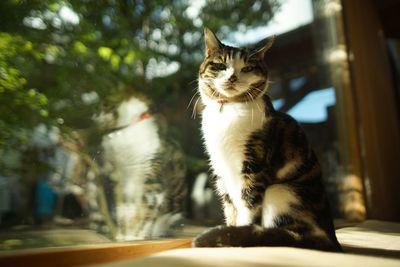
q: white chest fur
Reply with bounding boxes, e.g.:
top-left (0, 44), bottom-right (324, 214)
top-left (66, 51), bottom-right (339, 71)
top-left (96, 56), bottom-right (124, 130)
top-left (201, 98), bottom-right (266, 212)
top-left (102, 118), bottom-right (161, 202)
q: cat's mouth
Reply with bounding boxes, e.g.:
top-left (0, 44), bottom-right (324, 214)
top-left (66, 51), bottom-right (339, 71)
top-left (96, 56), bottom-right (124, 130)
top-left (200, 79), bottom-right (266, 103)
top-left (223, 85), bottom-right (238, 92)
top-left (219, 88), bottom-right (239, 98)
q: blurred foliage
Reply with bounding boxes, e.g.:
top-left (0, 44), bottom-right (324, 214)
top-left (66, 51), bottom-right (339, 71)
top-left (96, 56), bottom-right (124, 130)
top-left (0, 0), bottom-right (281, 164)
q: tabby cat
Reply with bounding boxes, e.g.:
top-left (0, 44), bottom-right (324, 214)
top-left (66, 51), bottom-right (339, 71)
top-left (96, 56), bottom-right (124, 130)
top-left (193, 28), bottom-right (342, 252)
top-left (92, 95), bottom-right (187, 240)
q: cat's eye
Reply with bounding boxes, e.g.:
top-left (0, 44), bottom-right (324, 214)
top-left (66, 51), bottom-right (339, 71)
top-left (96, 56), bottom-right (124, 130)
top-left (211, 62), bottom-right (226, 71)
top-left (241, 66), bottom-right (255, 73)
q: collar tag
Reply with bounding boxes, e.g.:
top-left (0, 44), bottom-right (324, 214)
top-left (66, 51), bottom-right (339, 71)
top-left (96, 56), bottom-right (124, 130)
top-left (217, 99), bottom-right (227, 112)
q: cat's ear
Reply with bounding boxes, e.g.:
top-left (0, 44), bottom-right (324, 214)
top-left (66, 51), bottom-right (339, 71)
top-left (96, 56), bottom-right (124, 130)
top-left (252, 35), bottom-right (275, 59)
top-left (204, 27), bottom-right (222, 56)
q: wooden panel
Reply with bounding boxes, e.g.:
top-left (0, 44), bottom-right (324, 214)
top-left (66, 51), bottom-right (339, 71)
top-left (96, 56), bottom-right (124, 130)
top-left (342, 0), bottom-right (400, 220)
top-left (0, 239), bottom-right (192, 267)
top-left (373, 0), bottom-right (400, 38)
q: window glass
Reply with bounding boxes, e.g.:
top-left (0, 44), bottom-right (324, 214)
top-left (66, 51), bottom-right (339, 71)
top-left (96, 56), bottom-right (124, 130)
top-left (0, 0), bottom-right (361, 251)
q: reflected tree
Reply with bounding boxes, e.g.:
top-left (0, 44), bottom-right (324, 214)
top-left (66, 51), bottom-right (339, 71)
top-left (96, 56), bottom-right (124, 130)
top-left (0, 0), bottom-right (280, 150)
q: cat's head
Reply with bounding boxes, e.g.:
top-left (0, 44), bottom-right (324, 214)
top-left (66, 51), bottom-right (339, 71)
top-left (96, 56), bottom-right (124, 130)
top-left (93, 95), bottom-right (150, 130)
top-left (198, 28), bottom-right (274, 103)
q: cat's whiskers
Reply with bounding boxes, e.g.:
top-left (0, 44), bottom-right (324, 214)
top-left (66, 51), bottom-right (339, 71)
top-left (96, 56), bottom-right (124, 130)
top-left (252, 86), bottom-right (264, 92)
top-left (251, 103), bottom-right (254, 125)
top-left (187, 90), bottom-right (200, 111)
top-left (256, 100), bottom-right (263, 114)
top-left (244, 91), bottom-right (256, 125)
top-left (189, 78), bottom-right (199, 86)
top-left (210, 85), bottom-right (219, 99)
top-left (246, 91), bottom-right (254, 102)
top-left (192, 97), bottom-right (200, 119)
top-left (250, 86), bottom-right (265, 94)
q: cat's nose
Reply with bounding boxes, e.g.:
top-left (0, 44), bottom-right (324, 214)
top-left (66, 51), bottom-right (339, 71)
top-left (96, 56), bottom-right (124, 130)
top-left (228, 74), bottom-right (237, 83)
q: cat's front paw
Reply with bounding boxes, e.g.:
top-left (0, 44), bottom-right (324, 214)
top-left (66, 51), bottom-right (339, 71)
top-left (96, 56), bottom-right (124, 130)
top-left (192, 225), bottom-right (231, 247)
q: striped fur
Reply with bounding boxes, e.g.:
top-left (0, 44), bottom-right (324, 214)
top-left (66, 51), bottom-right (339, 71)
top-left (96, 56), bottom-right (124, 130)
top-left (193, 28), bottom-right (341, 252)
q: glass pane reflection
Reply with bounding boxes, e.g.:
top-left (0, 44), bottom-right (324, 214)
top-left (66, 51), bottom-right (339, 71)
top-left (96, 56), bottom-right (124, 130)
top-left (0, 0), bottom-right (359, 250)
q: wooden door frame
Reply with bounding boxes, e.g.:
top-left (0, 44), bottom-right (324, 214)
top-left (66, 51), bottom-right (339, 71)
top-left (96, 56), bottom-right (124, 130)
top-left (341, 0), bottom-right (400, 221)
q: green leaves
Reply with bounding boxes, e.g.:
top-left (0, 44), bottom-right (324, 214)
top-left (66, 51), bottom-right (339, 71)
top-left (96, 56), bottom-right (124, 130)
top-left (73, 41), bottom-right (87, 54)
top-left (0, 32), bottom-right (49, 149)
top-left (98, 46), bottom-right (112, 60)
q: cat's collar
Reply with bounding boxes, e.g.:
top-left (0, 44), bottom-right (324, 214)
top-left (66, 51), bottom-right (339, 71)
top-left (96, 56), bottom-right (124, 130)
top-left (106, 111), bottom-right (151, 134)
top-left (217, 99), bottom-right (227, 112)
top-left (138, 111), bottom-right (150, 121)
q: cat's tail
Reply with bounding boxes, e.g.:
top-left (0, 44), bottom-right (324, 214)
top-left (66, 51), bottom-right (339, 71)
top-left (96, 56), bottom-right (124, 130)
top-left (192, 225), bottom-right (342, 252)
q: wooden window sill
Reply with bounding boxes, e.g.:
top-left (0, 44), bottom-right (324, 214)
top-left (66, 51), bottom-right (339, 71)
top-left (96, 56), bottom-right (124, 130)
top-left (0, 238), bottom-right (193, 267)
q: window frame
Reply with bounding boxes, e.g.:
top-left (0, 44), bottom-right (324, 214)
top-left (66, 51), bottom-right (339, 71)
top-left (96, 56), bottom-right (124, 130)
top-left (2, 0), bottom-right (400, 265)
top-left (0, 239), bottom-right (192, 267)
